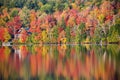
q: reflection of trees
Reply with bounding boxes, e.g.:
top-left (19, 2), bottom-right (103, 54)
top-left (0, 45), bottom-right (119, 79)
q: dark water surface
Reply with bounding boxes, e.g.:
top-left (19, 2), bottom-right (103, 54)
top-left (0, 44), bottom-right (120, 80)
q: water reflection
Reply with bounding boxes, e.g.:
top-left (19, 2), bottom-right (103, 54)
top-left (0, 44), bottom-right (120, 80)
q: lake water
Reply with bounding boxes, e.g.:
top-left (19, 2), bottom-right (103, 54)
top-left (0, 44), bottom-right (120, 80)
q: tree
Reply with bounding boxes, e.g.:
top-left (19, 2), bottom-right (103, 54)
top-left (29, 10), bottom-right (37, 33)
top-left (42, 30), bottom-right (48, 43)
top-left (30, 33), bottom-right (42, 43)
top-left (65, 26), bottom-right (71, 43)
top-left (14, 0), bottom-right (26, 8)
top-left (19, 6), bottom-right (30, 28)
top-left (19, 28), bottom-right (28, 43)
top-left (52, 26), bottom-right (58, 43)
top-left (78, 23), bottom-right (86, 42)
top-left (78, 23), bottom-right (85, 33)
top-left (67, 16), bottom-right (75, 27)
top-left (0, 28), bottom-right (5, 42)
top-left (100, 1), bottom-right (113, 17)
top-left (4, 28), bottom-right (11, 42)
top-left (92, 26), bottom-right (103, 43)
top-left (114, 18), bottom-right (120, 35)
top-left (107, 28), bottom-right (119, 42)
top-left (0, 28), bottom-right (11, 42)
top-left (107, 19), bottom-right (120, 42)
top-left (61, 17), bottom-right (66, 29)
top-left (40, 4), bottom-right (53, 14)
top-left (26, 0), bottom-right (39, 10)
top-left (0, 8), bottom-right (10, 27)
top-left (55, 3), bottom-right (65, 11)
top-left (75, 30), bottom-right (80, 44)
top-left (76, 15), bottom-right (81, 25)
top-left (98, 14), bottom-right (105, 24)
top-left (39, 0), bottom-right (47, 4)
top-left (10, 8), bottom-right (19, 17)
top-left (7, 16), bottom-right (22, 40)
top-left (30, 33), bottom-right (36, 43)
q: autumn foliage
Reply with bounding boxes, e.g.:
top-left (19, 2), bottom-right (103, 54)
top-left (0, 0), bottom-right (120, 44)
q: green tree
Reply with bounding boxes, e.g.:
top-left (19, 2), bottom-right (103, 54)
top-left (114, 18), bottom-right (120, 35)
top-left (65, 26), bottom-right (71, 43)
top-left (54, 3), bottom-right (65, 11)
top-left (0, 0), bottom-right (26, 8)
top-left (78, 23), bottom-right (85, 33)
top-left (107, 17), bottom-right (120, 43)
top-left (61, 17), bottom-right (66, 29)
top-left (78, 23), bottom-right (86, 42)
top-left (30, 33), bottom-right (37, 43)
top-left (92, 26), bottom-right (103, 43)
top-left (10, 8), bottom-right (19, 17)
top-left (26, 0), bottom-right (39, 10)
top-left (19, 6), bottom-right (30, 28)
top-left (75, 30), bottom-right (80, 43)
top-left (52, 26), bottom-right (58, 43)
top-left (15, 0), bottom-right (26, 8)
top-left (39, 0), bottom-right (47, 4)
top-left (40, 4), bottom-right (53, 14)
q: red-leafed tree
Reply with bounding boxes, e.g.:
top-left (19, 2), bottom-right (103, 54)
top-left (105, 15), bottom-right (113, 21)
top-left (76, 14), bottom-right (82, 25)
top-left (7, 16), bottom-right (22, 39)
top-left (36, 18), bottom-right (41, 33)
top-left (0, 28), bottom-right (5, 42)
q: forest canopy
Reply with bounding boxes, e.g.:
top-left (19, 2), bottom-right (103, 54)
top-left (0, 0), bottom-right (120, 44)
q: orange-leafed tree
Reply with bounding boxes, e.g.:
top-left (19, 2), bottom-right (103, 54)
top-left (19, 28), bottom-right (28, 43)
top-left (0, 28), bottom-right (5, 42)
top-left (0, 28), bottom-right (11, 42)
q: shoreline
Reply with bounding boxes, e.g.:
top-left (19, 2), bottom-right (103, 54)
top-left (1, 42), bottom-right (120, 46)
